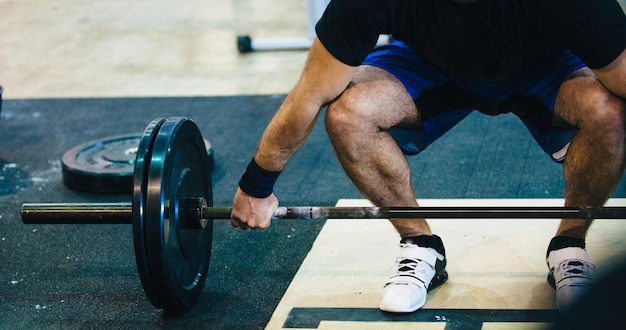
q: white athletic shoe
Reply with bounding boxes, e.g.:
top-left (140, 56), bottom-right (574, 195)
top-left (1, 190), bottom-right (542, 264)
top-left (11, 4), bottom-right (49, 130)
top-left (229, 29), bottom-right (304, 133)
top-left (379, 243), bottom-right (447, 313)
top-left (547, 247), bottom-right (595, 312)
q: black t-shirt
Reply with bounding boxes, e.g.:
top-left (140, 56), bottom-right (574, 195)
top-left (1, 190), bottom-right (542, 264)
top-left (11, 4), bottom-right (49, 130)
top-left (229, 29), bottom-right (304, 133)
top-left (315, 0), bottom-right (626, 82)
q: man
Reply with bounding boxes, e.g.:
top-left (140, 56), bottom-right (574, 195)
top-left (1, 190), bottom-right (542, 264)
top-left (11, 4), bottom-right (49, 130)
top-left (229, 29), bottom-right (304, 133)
top-left (231, 0), bottom-right (626, 313)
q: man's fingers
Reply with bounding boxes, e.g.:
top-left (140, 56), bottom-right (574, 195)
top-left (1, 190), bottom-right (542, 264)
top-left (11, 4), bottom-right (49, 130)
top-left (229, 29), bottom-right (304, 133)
top-left (230, 216), bottom-right (249, 230)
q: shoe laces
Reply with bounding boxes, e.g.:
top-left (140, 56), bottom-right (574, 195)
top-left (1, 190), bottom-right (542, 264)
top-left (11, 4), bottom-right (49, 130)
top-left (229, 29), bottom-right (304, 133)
top-left (395, 258), bottom-right (424, 274)
top-left (559, 259), bottom-right (595, 277)
top-left (393, 244), bottom-right (443, 275)
top-left (387, 256), bottom-right (434, 288)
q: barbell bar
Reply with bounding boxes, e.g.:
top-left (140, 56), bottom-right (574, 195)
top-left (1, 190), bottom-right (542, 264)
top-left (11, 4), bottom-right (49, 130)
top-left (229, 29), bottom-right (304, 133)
top-left (20, 117), bottom-right (626, 313)
top-left (21, 201), bottom-right (626, 225)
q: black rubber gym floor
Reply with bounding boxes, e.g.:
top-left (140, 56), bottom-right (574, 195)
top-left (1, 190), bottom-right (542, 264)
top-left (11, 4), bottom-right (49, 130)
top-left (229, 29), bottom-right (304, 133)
top-left (1, 95), bottom-right (624, 329)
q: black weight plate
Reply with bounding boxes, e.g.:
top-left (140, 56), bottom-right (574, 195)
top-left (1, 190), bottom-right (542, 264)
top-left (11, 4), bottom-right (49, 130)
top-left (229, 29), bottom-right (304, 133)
top-left (132, 118), bottom-right (165, 311)
top-left (62, 134), bottom-right (214, 194)
top-left (133, 117), bottom-right (214, 312)
top-left (61, 135), bottom-right (140, 194)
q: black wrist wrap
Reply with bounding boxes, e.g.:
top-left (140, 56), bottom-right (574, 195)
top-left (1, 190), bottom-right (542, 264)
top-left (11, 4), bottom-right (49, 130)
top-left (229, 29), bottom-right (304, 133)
top-left (238, 158), bottom-right (281, 198)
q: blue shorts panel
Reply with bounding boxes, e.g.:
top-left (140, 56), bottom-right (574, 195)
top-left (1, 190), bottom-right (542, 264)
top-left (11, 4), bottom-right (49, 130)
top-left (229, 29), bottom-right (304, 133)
top-left (362, 42), bottom-right (449, 100)
top-left (363, 41), bottom-right (586, 161)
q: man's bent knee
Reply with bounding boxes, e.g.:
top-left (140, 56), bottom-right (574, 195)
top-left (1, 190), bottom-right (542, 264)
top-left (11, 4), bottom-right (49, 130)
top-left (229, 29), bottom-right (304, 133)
top-left (584, 90), bottom-right (626, 145)
top-left (325, 93), bottom-right (367, 135)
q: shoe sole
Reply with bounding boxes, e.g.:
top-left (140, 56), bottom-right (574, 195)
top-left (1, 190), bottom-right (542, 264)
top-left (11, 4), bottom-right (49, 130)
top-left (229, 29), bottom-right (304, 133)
top-left (430, 270), bottom-right (449, 291)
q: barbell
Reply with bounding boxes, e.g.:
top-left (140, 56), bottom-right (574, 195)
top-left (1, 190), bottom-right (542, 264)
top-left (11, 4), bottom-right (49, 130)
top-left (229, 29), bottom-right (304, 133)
top-left (20, 117), bottom-right (626, 312)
